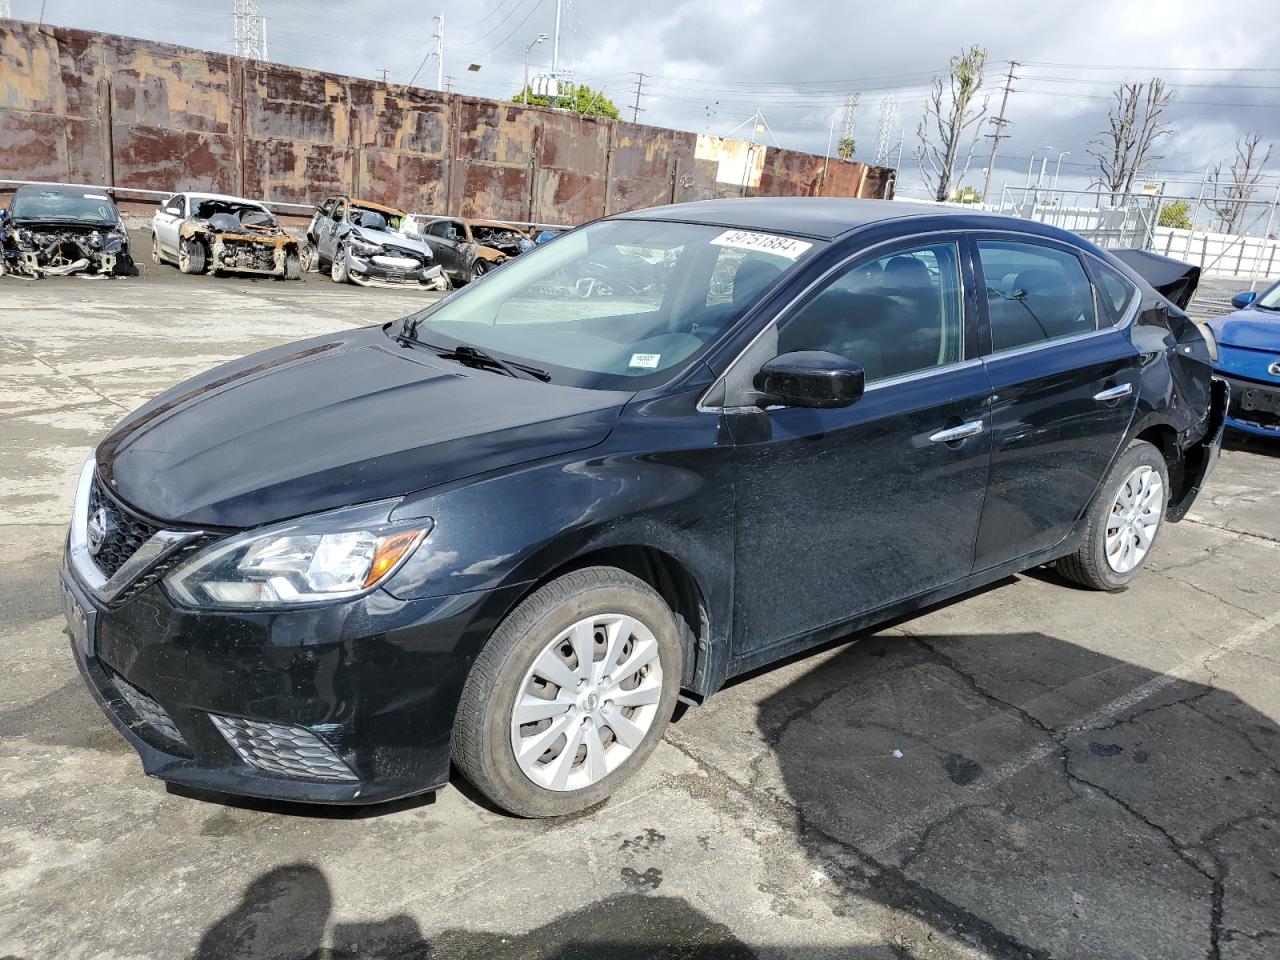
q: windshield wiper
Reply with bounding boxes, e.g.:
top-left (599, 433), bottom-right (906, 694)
top-left (438, 344), bottom-right (551, 382)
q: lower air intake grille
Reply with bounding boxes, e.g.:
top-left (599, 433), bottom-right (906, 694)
top-left (209, 714), bottom-right (359, 782)
top-left (114, 675), bottom-right (187, 747)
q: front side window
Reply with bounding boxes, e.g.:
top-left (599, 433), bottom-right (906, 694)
top-left (777, 242), bottom-right (964, 383)
top-left (165, 196), bottom-right (185, 215)
top-left (979, 241), bottom-right (1097, 352)
top-left (403, 219), bottom-right (819, 389)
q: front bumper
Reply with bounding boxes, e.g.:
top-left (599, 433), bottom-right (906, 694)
top-left (346, 251), bottom-right (443, 288)
top-left (62, 558), bottom-right (525, 805)
top-left (1216, 369), bottom-right (1280, 437)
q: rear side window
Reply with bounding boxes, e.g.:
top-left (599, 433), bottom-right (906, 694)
top-left (1092, 261), bottom-right (1139, 323)
top-left (778, 242), bottom-right (964, 383)
top-left (978, 241), bottom-right (1097, 352)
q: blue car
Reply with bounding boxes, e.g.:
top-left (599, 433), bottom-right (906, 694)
top-left (1208, 281), bottom-right (1280, 437)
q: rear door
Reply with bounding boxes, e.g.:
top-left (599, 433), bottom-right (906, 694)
top-left (972, 236), bottom-right (1142, 569)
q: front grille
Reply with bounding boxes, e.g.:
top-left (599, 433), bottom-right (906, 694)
top-left (88, 478), bottom-right (159, 578)
top-left (113, 534), bottom-right (218, 602)
top-left (209, 715), bottom-right (359, 782)
top-left (112, 673), bottom-right (187, 748)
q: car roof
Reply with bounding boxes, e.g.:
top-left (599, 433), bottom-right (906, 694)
top-left (14, 182), bottom-right (117, 202)
top-left (612, 197), bottom-right (1022, 240)
top-left (180, 192), bottom-right (269, 208)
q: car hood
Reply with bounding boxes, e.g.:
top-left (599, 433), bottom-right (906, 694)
top-left (1207, 309), bottom-right (1280, 351)
top-left (352, 226), bottom-right (433, 259)
top-left (97, 326), bottom-right (630, 528)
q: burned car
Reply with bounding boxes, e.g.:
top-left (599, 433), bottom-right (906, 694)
top-left (152, 193), bottom-right (300, 280)
top-left (0, 184), bottom-right (133, 279)
top-left (303, 197), bottom-right (445, 289)
top-left (402, 215), bottom-right (534, 286)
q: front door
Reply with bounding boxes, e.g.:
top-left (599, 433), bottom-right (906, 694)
top-left (316, 198), bottom-right (345, 263)
top-left (971, 237), bottom-right (1142, 569)
top-left (729, 239), bottom-right (992, 658)
top-left (424, 220), bottom-right (464, 278)
top-left (155, 195), bottom-right (186, 256)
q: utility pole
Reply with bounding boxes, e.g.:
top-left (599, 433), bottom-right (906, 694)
top-left (981, 60), bottom-right (1018, 202)
top-left (631, 72), bottom-right (646, 124)
top-left (433, 13), bottom-right (445, 91)
top-left (550, 0), bottom-right (563, 109)
top-left (378, 68), bottom-right (389, 83)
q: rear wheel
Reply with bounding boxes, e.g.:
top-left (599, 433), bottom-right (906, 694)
top-left (453, 567), bottom-right (682, 818)
top-left (1058, 440), bottom-right (1169, 591)
top-left (177, 239), bottom-right (206, 275)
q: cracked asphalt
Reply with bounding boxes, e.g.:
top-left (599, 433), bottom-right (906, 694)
top-left (1, 257), bottom-right (1277, 959)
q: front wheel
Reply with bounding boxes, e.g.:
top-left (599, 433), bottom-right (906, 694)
top-left (453, 566), bottom-right (682, 818)
top-left (283, 249), bottom-right (301, 281)
top-left (177, 239), bottom-right (206, 275)
top-left (1057, 439), bottom-right (1169, 591)
top-left (468, 258), bottom-right (489, 284)
top-left (150, 233), bottom-right (163, 266)
top-left (330, 246), bottom-right (350, 284)
top-left (299, 242), bottom-right (319, 273)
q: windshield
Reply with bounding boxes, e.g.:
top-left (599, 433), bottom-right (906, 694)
top-left (193, 199), bottom-right (277, 229)
top-left (12, 188), bottom-right (118, 225)
top-left (1256, 280), bottom-right (1280, 311)
top-left (352, 204), bottom-right (402, 231)
top-left (401, 219), bottom-right (820, 389)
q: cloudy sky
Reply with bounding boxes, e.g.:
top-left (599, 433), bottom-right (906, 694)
top-left (8, 0), bottom-right (1279, 205)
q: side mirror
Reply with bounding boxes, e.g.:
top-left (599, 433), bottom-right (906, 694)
top-left (753, 351), bottom-right (865, 409)
top-left (1231, 290), bottom-right (1257, 309)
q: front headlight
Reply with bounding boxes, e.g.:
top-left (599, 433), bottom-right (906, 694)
top-left (165, 502), bottom-right (431, 609)
top-left (348, 236), bottom-right (382, 258)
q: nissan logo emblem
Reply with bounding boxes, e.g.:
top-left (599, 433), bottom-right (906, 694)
top-left (87, 507), bottom-right (109, 556)
top-left (1269, 360), bottom-right (1280, 378)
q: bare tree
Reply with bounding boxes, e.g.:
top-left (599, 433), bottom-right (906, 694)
top-left (1208, 132), bottom-right (1273, 234)
top-left (1088, 79), bottom-right (1173, 205)
top-left (916, 46), bottom-right (989, 202)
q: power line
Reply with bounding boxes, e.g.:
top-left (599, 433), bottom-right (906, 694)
top-left (1020, 59), bottom-right (1280, 73)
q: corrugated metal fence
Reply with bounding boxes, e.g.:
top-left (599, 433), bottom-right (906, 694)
top-left (0, 19), bottom-right (894, 223)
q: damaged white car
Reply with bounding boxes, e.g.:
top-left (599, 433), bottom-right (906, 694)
top-left (302, 196), bottom-right (447, 290)
top-left (0, 184), bottom-right (134, 279)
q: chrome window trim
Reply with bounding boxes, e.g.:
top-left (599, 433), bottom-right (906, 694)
top-left (68, 454), bottom-right (205, 604)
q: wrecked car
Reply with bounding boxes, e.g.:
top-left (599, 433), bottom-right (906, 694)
top-left (0, 184), bottom-right (134, 279)
top-left (303, 197), bottom-right (445, 289)
top-left (403, 215), bottom-right (533, 285)
top-left (152, 193), bottom-right (300, 280)
top-left (62, 198), bottom-right (1224, 819)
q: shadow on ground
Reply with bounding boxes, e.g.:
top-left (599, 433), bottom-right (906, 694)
top-left (176, 626), bottom-right (1278, 959)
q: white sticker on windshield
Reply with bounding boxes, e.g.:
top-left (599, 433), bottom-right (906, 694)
top-left (710, 229), bottom-right (812, 260)
top-left (83, 193), bottom-right (109, 200)
top-left (629, 353), bottom-right (661, 369)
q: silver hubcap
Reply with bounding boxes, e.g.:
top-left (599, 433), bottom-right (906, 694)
top-left (510, 613), bottom-right (663, 792)
top-left (1105, 465), bottom-right (1163, 573)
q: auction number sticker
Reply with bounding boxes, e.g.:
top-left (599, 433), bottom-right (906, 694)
top-left (710, 229), bottom-right (812, 260)
top-left (629, 353), bottom-right (661, 369)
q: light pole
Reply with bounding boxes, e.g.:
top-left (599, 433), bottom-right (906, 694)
top-left (523, 33), bottom-right (548, 106)
top-left (1037, 147), bottom-right (1052, 187)
top-left (820, 111), bottom-right (840, 196)
top-left (1051, 150), bottom-right (1070, 193)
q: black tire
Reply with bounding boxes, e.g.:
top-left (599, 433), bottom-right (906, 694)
top-left (453, 566), bottom-right (683, 818)
top-left (468, 259), bottom-right (489, 283)
top-left (150, 233), bottom-right (163, 266)
top-left (1057, 440), bottom-right (1170, 591)
top-left (178, 239), bottom-right (206, 275)
top-left (283, 249), bottom-right (301, 281)
top-left (300, 242), bottom-right (319, 273)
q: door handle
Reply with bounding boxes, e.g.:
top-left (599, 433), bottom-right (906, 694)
top-left (930, 421), bottom-right (985, 444)
top-left (1093, 383), bottom-right (1133, 402)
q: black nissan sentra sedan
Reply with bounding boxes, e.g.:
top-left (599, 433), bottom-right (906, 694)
top-left (62, 198), bottom-right (1226, 817)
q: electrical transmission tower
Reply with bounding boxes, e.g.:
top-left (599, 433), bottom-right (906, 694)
top-left (0, 2), bottom-right (12, 19)
top-left (231, 0), bottom-right (267, 61)
top-left (873, 95), bottom-right (897, 167)
top-left (837, 92), bottom-right (860, 159)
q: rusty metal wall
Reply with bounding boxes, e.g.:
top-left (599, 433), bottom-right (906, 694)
top-left (0, 19), bottom-right (895, 223)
